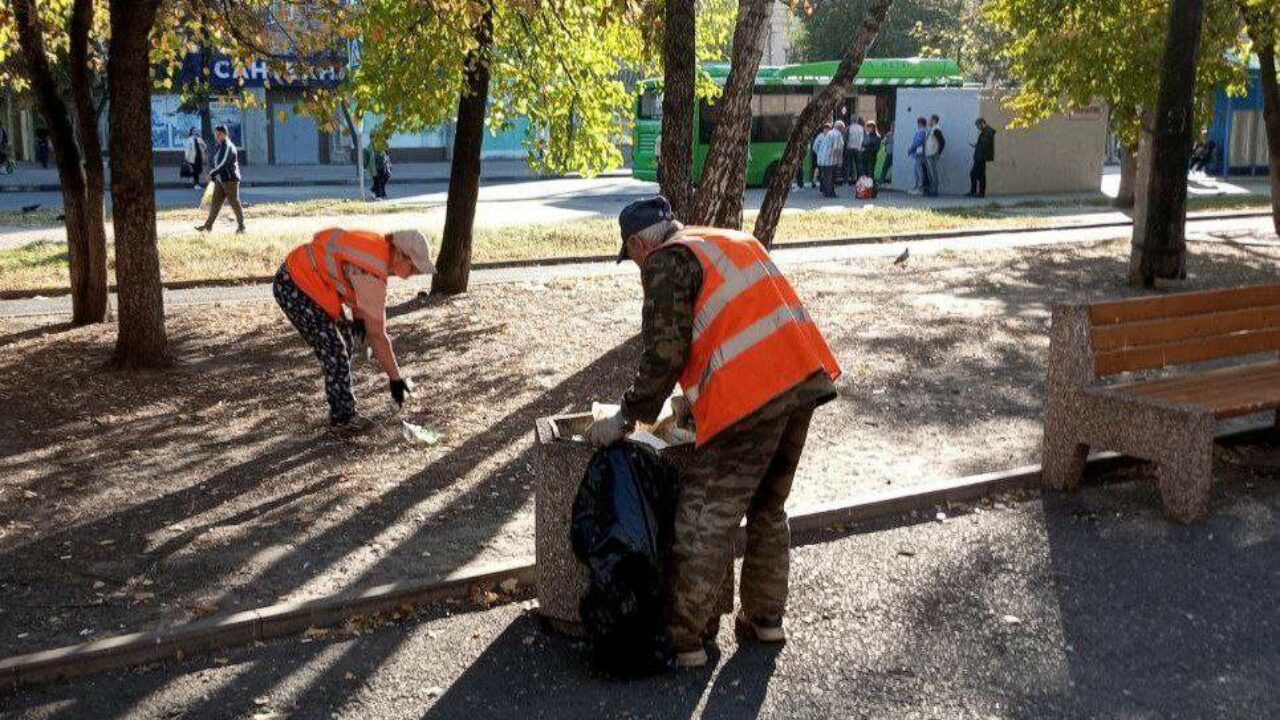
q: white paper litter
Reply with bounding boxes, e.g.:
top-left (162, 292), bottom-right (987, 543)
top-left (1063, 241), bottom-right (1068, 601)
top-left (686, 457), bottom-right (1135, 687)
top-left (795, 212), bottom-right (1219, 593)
top-left (402, 420), bottom-right (441, 445)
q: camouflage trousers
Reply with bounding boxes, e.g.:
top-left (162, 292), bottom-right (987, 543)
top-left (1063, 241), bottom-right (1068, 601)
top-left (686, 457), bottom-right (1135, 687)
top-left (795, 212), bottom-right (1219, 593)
top-left (666, 404), bottom-right (815, 650)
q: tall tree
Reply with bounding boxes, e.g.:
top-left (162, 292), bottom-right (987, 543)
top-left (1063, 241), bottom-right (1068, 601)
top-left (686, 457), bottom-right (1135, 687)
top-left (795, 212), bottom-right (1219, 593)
top-left (753, 0), bottom-right (896, 246)
top-left (108, 0), bottom-right (170, 368)
top-left (1239, 1), bottom-right (1279, 236)
top-left (432, 3), bottom-right (493, 295)
top-left (4, 0), bottom-right (108, 325)
top-left (689, 0), bottom-right (773, 229)
top-left (351, 0), bottom-right (653, 295)
top-left (660, 0), bottom-right (697, 218)
top-left (985, 0), bottom-right (1245, 212)
top-left (1132, 0), bottom-right (1206, 287)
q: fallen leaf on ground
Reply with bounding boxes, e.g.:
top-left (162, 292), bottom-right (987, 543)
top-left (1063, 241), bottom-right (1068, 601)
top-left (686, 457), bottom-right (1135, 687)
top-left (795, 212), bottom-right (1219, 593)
top-left (191, 605), bottom-right (219, 617)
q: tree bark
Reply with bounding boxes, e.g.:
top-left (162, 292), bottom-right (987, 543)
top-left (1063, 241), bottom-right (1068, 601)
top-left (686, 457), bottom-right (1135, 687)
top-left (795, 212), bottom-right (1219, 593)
top-left (1132, 0), bottom-right (1205, 288)
top-left (659, 0), bottom-right (696, 219)
top-left (108, 0), bottom-right (171, 368)
top-left (11, 0), bottom-right (106, 326)
top-left (1114, 144), bottom-right (1137, 209)
top-left (431, 3), bottom-right (493, 296)
top-left (1256, 35), bottom-right (1280, 237)
top-left (689, 0), bottom-right (773, 228)
top-left (69, 0), bottom-right (109, 323)
top-left (753, 0), bottom-right (896, 246)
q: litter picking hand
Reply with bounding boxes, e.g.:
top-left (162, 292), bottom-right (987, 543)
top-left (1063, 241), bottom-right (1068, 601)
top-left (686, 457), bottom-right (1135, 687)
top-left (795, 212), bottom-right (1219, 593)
top-left (389, 377), bottom-right (415, 408)
top-left (585, 410), bottom-right (629, 448)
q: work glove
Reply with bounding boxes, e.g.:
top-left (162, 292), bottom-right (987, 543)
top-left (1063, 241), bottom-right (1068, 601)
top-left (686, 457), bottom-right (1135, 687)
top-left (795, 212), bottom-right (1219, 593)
top-left (389, 377), bottom-right (415, 407)
top-left (585, 410), bottom-right (629, 448)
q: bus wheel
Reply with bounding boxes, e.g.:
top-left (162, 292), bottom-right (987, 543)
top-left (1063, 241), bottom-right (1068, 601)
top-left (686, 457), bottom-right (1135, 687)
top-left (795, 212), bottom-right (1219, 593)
top-left (762, 162), bottom-right (779, 189)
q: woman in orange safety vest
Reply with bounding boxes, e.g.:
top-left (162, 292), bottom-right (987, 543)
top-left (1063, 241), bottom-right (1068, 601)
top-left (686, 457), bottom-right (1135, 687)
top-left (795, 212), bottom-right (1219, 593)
top-left (272, 227), bottom-right (435, 433)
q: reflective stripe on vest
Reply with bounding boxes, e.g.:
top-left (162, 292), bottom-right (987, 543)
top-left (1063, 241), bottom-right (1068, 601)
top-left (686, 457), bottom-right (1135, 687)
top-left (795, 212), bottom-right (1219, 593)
top-left (684, 304), bottom-right (813, 406)
top-left (307, 228), bottom-right (389, 299)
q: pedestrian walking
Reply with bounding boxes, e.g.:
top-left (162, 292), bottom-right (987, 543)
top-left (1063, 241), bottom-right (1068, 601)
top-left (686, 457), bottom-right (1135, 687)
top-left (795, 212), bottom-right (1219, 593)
top-left (588, 196), bottom-right (840, 669)
top-left (364, 144), bottom-right (392, 199)
top-left (273, 227), bottom-right (435, 433)
top-left (924, 114), bottom-right (946, 197)
top-left (195, 125), bottom-right (245, 234)
top-left (968, 118), bottom-right (996, 197)
top-left (844, 117), bottom-right (865, 186)
top-left (1189, 129), bottom-right (1217, 177)
top-left (182, 128), bottom-right (208, 190)
top-left (907, 117), bottom-right (928, 195)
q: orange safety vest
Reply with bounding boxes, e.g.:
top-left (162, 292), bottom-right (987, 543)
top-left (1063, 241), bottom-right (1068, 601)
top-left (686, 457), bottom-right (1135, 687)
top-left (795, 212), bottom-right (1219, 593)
top-left (284, 228), bottom-right (391, 319)
top-left (665, 227), bottom-right (841, 446)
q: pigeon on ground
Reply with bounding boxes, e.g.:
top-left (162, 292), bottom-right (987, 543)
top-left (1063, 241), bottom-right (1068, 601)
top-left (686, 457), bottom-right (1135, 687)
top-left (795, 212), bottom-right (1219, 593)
top-left (893, 247), bottom-right (910, 266)
top-left (21, 203), bottom-right (41, 213)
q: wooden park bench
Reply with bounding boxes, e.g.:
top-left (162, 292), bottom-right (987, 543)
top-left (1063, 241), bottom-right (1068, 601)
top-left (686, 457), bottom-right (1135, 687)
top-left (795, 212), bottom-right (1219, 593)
top-left (1042, 283), bottom-right (1280, 523)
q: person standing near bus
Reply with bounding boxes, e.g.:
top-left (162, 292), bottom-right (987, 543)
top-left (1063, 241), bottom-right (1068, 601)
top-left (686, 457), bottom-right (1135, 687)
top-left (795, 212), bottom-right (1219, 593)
top-left (908, 117), bottom-right (928, 195)
top-left (844, 117), bottom-right (865, 185)
top-left (924, 114), bottom-right (946, 197)
top-left (862, 121), bottom-right (882, 183)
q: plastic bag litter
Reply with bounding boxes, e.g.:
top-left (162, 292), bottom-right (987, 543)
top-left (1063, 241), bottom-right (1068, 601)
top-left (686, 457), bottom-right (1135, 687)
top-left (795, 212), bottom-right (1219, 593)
top-left (571, 444), bottom-right (679, 677)
top-left (198, 182), bottom-right (216, 213)
top-left (401, 420), bottom-right (441, 445)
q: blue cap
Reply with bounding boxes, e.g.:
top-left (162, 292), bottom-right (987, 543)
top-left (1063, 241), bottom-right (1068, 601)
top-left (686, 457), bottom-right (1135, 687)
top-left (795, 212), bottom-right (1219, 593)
top-left (617, 195), bottom-right (674, 262)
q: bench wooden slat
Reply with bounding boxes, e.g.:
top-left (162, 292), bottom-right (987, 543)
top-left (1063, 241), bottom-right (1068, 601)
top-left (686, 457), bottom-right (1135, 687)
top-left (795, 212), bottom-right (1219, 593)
top-left (1091, 305), bottom-right (1280, 353)
top-left (1113, 360), bottom-right (1280, 418)
top-left (1089, 284), bottom-right (1280, 326)
top-left (1094, 327), bottom-right (1280, 376)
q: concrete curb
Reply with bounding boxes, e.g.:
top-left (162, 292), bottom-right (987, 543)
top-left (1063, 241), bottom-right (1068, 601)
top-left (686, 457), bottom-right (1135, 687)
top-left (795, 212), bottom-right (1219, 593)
top-left (1, 209), bottom-right (1269, 303)
top-left (0, 443), bottom-right (1170, 691)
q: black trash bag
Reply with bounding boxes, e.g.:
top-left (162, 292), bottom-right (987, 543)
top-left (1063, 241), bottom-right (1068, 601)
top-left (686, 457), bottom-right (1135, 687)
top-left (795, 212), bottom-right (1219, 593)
top-left (571, 443), bottom-right (680, 677)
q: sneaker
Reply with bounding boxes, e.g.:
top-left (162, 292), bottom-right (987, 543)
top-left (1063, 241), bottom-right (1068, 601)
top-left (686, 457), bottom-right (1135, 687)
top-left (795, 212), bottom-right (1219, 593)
top-left (331, 416), bottom-right (376, 435)
top-left (235, 225), bottom-right (246, 234)
top-left (194, 224), bottom-right (210, 232)
top-left (735, 614), bottom-right (786, 644)
top-left (675, 647), bottom-right (708, 668)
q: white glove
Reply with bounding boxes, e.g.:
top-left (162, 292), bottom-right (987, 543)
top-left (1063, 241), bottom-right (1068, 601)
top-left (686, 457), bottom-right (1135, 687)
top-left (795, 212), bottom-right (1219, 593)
top-left (585, 410), bottom-right (628, 448)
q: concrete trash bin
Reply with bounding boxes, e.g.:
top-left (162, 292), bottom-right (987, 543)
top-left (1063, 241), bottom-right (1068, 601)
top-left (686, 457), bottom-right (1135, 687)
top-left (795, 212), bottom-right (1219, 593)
top-left (533, 411), bottom-right (733, 636)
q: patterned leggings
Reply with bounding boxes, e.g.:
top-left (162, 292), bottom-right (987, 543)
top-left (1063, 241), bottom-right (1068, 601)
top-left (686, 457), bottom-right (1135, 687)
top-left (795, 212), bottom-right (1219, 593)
top-left (273, 265), bottom-right (357, 423)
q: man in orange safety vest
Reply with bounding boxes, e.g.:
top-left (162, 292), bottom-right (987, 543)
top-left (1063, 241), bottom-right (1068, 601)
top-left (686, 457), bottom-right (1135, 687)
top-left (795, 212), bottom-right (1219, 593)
top-left (586, 196), bottom-right (841, 668)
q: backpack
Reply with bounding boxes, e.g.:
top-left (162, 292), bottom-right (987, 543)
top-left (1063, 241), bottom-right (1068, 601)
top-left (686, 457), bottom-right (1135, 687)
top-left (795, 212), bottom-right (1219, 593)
top-left (571, 444), bottom-right (680, 677)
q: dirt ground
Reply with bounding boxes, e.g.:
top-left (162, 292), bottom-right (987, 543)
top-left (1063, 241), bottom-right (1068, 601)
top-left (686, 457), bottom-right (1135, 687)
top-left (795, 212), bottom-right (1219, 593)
top-left (1, 233), bottom-right (1278, 657)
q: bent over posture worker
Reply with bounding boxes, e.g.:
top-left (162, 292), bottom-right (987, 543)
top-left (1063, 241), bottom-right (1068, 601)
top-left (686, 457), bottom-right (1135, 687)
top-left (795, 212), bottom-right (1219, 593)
top-left (587, 196), bottom-right (841, 668)
top-left (273, 228), bottom-right (435, 433)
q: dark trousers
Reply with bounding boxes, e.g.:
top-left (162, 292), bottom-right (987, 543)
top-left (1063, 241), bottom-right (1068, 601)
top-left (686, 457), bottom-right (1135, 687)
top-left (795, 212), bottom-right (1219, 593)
top-left (819, 166), bottom-right (837, 197)
top-left (273, 266), bottom-right (357, 423)
top-left (371, 171), bottom-right (390, 198)
top-left (969, 160), bottom-right (987, 197)
top-left (204, 179), bottom-right (245, 229)
top-left (843, 148), bottom-right (861, 184)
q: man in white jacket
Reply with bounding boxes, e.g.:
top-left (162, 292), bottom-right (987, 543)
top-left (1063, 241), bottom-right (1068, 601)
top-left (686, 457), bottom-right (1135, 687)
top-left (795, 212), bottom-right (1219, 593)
top-left (924, 114), bottom-right (945, 197)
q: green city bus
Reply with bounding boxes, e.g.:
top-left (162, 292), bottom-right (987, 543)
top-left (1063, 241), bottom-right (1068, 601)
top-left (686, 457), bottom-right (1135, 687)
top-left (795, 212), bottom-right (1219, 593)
top-left (631, 58), bottom-right (964, 187)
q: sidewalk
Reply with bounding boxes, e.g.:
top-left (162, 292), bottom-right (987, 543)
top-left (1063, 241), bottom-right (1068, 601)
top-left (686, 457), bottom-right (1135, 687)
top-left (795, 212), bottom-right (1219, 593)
top-left (0, 159), bottom-right (632, 193)
top-left (6, 465), bottom-right (1278, 719)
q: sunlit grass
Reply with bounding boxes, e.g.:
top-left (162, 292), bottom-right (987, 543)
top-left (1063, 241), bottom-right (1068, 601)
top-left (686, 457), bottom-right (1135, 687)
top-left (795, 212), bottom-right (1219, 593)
top-left (0, 194), bottom-right (1270, 292)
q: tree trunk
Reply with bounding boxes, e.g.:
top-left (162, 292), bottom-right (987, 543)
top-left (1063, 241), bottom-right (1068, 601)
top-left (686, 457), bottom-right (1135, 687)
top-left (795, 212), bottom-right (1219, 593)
top-left (431, 3), bottom-right (493, 296)
top-left (689, 0), bottom-right (773, 228)
top-left (1133, 0), bottom-right (1205, 288)
top-left (753, 0), bottom-right (895, 246)
top-left (659, 0), bottom-right (696, 219)
top-left (11, 0), bottom-right (104, 326)
top-left (1257, 39), bottom-right (1280, 237)
top-left (1114, 144), bottom-right (1137, 210)
top-left (108, 0), bottom-right (171, 368)
top-left (69, 0), bottom-right (109, 323)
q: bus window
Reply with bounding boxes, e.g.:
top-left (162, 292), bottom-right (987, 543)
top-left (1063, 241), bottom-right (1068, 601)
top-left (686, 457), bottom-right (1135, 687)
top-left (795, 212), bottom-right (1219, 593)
top-left (638, 89), bottom-right (662, 120)
top-left (751, 115), bottom-right (793, 143)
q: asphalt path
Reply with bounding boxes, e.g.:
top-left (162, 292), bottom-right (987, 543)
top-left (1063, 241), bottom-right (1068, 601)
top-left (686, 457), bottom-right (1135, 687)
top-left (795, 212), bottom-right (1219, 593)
top-left (5, 474), bottom-right (1278, 720)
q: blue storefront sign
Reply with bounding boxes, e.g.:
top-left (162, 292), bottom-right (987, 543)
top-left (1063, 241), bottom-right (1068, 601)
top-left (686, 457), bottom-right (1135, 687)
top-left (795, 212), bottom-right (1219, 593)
top-left (180, 52), bottom-right (346, 89)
